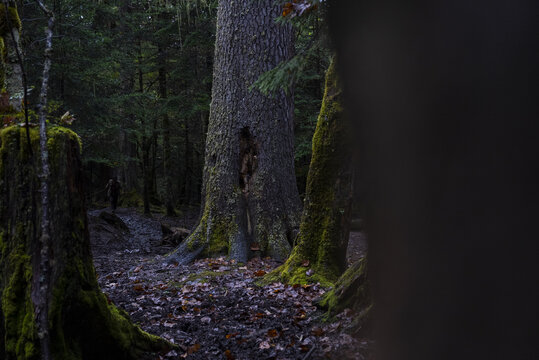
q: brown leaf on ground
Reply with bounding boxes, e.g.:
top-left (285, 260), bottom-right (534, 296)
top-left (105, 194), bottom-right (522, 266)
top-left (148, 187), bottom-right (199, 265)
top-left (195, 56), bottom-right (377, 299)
top-left (187, 343), bottom-right (201, 354)
top-left (224, 349), bottom-right (235, 360)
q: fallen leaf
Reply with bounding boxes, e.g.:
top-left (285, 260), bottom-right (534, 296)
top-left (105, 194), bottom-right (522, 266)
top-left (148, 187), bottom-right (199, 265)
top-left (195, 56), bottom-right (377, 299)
top-left (187, 343), bottom-right (201, 354)
top-left (224, 349), bottom-right (235, 360)
top-left (311, 327), bottom-right (325, 336)
top-left (267, 329), bottom-right (278, 338)
top-left (301, 260), bottom-right (310, 267)
top-left (254, 270), bottom-right (266, 277)
top-left (259, 341), bottom-right (270, 349)
top-left (226, 332), bottom-right (239, 339)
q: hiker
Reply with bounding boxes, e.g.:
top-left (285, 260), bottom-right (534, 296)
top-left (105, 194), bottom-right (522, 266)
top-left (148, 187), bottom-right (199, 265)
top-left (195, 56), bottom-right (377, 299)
top-left (105, 177), bottom-right (121, 211)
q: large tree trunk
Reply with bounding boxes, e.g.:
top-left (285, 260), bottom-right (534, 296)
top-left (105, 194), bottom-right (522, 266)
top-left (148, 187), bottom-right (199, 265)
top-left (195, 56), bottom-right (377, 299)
top-left (169, 0), bottom-right (300, 264)
top-left (266, 57), bottom-right (353, 285)
top-left (0, 126), bottom-right (171, 359)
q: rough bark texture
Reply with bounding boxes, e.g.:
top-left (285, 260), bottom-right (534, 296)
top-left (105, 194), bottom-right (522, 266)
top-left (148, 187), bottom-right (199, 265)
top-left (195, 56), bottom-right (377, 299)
top-left (0, 126), bottom-right (172, 359)
top-left (169, 0), bottom-right (301, 264)
top-left (265, 57), bottom-right (352, 285)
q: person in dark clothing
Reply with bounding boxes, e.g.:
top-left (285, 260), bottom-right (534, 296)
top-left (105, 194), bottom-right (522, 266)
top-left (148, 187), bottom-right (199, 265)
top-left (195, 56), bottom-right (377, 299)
top-left (105, 177), bottom-right (121, 212)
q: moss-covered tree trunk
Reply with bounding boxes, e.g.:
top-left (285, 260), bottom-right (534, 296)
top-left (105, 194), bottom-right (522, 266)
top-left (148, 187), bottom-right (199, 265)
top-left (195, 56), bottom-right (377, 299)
top-left (169, 0), bottom-right (301, 264)
top-left (0, 126), bottom-right (172, 359)
top-left (317, 258), bottom-right (372, 334)
top-left (266, 57), bottom-right (353, 285)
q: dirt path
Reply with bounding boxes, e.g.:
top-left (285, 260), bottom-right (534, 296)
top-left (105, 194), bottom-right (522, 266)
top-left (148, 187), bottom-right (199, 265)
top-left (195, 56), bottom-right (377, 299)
top-left (89, 208), bottom-right (371, 360)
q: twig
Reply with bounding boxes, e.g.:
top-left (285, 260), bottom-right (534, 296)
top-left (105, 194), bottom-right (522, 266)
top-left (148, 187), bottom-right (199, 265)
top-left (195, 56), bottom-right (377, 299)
top-left (302, 344), bottom-right (316, 360)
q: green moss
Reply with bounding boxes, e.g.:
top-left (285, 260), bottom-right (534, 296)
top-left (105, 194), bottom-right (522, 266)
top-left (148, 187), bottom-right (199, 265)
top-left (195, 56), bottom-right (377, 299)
top-left (46, 126), bottom-right (83, 163)
top-left (0, 4), bottom-right (22, 36)
top-left (0, 125), bottom-right (172, 359)
top-left (177, 200), bottom-right (238, 258)
top-left (205, 217), bottom-right (237, 256)
top-left (1, 245), bottom-right (37, 359)
top-left (317, 258), bottom-right (371, 323)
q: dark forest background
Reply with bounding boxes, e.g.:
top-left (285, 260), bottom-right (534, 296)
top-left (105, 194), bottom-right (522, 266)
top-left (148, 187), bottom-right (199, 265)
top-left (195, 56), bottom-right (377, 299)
top-left (18, 0), bottom-right (330, 211)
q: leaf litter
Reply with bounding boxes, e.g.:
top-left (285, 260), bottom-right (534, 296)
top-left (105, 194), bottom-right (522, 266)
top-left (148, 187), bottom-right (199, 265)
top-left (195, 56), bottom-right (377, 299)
top-left (90, 208), bottom-right (373, 359)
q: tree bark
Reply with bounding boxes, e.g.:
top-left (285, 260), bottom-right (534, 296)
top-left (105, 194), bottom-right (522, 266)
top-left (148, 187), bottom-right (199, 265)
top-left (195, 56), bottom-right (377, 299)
top-left (34, 2), bottom-right (55, 356)
top-left (0, 126), bottom-right (172, 359)
top-left (0, 0), bottom-right (23, 109)
top-left (316, 258), bottom-right (372, 335)
top-left (158, 45), bottom-right (175, 216)
top-left (266, 57), bottom-right (353, 285)
top-left (169, 0), bottom-right (300, 264)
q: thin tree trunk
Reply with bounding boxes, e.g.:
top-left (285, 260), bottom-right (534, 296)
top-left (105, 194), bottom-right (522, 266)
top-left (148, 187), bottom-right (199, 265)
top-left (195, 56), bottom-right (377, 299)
top-left (183, 118), bottom-right (191, 205)
top-left (138, 40), bottom-right (151, 215)
top-left (142, 141), bottom-right (151, 215)
top-left (158, 45), bottom-right (175, 215)
top-left (169, 0), bottom-right (300, 264)
top-left (34, 2), bottom-right (55, 357)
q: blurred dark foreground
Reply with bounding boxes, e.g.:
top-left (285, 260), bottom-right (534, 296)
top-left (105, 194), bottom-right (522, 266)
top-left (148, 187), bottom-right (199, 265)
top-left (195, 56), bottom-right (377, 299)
top-left (328, 1), bottom-right (539, 359)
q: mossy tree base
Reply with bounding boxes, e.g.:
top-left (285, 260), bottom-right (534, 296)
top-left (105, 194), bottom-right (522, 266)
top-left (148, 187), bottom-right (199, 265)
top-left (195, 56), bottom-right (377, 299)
top-left (317, 258), bottom-right (372, 334)
top-left (264, 56), bottom-right (352, 287)
top-left (0, 126), bottom-right (173, 359)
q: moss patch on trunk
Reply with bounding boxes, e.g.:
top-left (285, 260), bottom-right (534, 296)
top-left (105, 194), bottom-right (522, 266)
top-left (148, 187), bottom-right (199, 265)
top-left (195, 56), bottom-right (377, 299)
top-left (0, 126), bottom-right (174, 359)
top-left (264, 56), bottom-right (351, 287)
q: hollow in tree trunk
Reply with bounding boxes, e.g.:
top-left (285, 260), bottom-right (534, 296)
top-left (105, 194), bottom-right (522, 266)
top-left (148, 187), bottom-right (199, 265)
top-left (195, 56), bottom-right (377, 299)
top-left (265, 57), bottom-right (353, 285)
top-left (0, 126), bottom-right (172, 359)
top-left (168, 0), bottom-right (301, 264)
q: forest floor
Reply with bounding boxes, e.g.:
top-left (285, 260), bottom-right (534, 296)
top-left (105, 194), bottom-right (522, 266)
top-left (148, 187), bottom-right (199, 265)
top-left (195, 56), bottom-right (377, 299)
top-left (89, 207), bottom-right (372, 360)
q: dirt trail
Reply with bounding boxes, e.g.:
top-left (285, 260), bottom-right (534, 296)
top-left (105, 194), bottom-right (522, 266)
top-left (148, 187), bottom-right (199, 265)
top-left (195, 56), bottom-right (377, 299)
top-left (89, 208), bottom-right (371, 360)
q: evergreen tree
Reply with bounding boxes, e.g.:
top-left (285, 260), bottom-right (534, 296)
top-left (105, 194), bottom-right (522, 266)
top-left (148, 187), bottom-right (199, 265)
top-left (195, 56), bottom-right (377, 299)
top-left (169, 0), bottom-right (301, 264)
